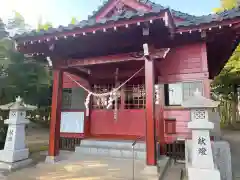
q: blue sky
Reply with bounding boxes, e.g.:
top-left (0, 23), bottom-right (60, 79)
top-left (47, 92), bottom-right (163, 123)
top-left (1, 0), bottom-right (221, 28)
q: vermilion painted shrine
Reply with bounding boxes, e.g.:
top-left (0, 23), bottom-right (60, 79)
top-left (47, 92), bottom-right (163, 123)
top-left (14, 0), bottom-right (240, 166)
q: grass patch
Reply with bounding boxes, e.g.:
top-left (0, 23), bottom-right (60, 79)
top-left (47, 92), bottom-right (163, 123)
top-left (28, 144), bottom-right (48, 153)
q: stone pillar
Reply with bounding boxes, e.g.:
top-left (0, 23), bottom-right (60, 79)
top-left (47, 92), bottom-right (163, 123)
top-left (182, 89), bottom-right (220, 180)
top-left (0, 96), bottom-right (36, 170)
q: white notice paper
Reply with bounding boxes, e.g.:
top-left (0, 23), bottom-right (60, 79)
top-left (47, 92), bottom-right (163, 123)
top-left (60, 112), bottom-right (84, 133)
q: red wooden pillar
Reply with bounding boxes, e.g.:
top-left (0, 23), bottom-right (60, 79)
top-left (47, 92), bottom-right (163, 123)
top-left (47, 69), bottom-right (63, 162)
top-left (203, 79), bottom-right (211, 98)
top-left (145, 57), bottom-right (156, 166)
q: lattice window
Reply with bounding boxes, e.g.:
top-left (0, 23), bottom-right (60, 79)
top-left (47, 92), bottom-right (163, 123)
top-left (193, 110), bottom-right (206, 120)
top-left (62, 88), bottom-right (72, 109)
top-left (124, 84), bottom-right (146, 109)
top-left (92, 84), bottom-right (121, 109)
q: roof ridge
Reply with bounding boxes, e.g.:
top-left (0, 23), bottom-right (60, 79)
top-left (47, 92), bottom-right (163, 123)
top-left (89, 0), bottom-right (198, 20)
top-left (13, 1), bottom-right (240, 39)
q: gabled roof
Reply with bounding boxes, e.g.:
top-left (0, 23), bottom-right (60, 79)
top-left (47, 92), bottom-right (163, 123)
top-left (177, 7), bottom-right (240, 27)
top-left (90, 0), bottom-right (197, 21)
top-left (14, 1), bottom-right (240, 41)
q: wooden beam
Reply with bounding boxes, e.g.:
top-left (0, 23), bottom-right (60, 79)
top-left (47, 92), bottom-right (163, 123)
top-left (47, 69), bottom-right (63, 162)
top-left (164, 11), bottom-right (176, 38)
top-left (122, 0), bottom-right (151, 11)
top-left (59, 52), bottom-right (144, 68)
top-left (96, 0), bottom-right (120, 21)
top-left (145, 57), bottom-right (156, 166)
top-left (65, 67), bottom-right (90, 80)
top-left (57, 48), bottom-right (169, 68)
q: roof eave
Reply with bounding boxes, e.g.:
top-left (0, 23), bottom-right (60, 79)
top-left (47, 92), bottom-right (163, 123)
top-left (14, 9), bottom-right (169, 43)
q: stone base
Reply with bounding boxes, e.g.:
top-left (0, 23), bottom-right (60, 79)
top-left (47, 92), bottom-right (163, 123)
top-left (0, 158), bottom-right (32, 171)
top-left (45, 155), bottom-right (60, 164)
top-left (212, 141), bottom-right (232, 180)
top-left (0, 149), bottom-right (29, 163)
top-left (188, 167), bottom-right (220, 180)
top-left (75, 140), bottom-right (146, 160)
top-left (141, 165), bottom-right (159, 180)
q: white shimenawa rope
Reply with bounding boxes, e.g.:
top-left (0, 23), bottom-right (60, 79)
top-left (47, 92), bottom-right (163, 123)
top-left (65, 65), bottom-right (144, 116)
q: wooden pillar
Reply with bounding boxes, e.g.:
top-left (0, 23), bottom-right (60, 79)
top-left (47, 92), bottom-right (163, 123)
top-left (145, 57), bottom-right (156, 166)
top-left (203, 79), bottom-right (211, 98)
top-left (47, 69), bottom-right (63, 161)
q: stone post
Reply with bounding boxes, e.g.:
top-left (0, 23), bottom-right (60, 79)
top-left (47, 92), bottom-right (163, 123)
top-left (0, 96), bottom-right (37, 170)
top-left (182, 89), bottom-right (221, 180)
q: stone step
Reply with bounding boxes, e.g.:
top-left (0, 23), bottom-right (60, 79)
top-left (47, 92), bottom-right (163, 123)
top-left (75, 145), bottom-right (146, 160)
top-left (162, 163), bottom-right (184, 180)
top-left (75, 140), bottom-right (146, 160)
top-left (158, 156), bottom-right (171, 180)
top-left (80, 139), bottom-right (146, 150)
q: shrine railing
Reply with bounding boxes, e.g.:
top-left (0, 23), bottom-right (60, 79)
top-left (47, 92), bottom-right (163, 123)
top-left (59, 137), bottom-right (81, 151)
top-left (164, 140), bottom-right (185, 163)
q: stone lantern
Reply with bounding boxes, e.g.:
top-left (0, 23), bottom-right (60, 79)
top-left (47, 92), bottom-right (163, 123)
top-left (182, 89), bottom-right (220, 180)
top-left (0, 96), bottom-right (37, 170)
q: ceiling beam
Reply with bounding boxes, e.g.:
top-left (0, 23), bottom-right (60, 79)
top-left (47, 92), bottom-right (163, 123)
top-left (64, 67), bottom-right (90, 80)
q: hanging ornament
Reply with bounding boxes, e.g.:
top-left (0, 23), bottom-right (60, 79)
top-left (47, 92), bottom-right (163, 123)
top-left (107, 93), bottom-right (114, 109)
top-left (114, 68), bottom-right (119, 122)
top-left (85, 93), bottom-right (92, 116)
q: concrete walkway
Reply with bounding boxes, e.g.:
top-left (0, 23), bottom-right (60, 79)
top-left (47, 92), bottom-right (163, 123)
top-left (5, 151), bottom-right (151, 180)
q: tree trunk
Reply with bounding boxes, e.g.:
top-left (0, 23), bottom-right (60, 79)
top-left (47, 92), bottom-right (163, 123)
top-left (231, 85), bottom-right (238, 127)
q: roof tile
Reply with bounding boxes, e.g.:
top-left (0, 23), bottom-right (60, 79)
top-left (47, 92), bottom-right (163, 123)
top-left (14, 1), bottom-right (240, 39)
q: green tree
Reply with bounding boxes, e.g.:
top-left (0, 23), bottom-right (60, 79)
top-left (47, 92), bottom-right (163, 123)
top-left (214, 0), bottom-right (240, 12)
top-left (212, 0), bottom-right (240, 126)
top-left (6, 11), bottom-right (31, 36)
top-left (0, 16), bottom-right (52, 117)
top-left (211, 0), bottom-right (240, 127)
top-left (70, 17), bottom-right (78, 25)
top-left (37, 18), bottom-right (53, 31)
top-left (0, 19), bottom-right (8, 39)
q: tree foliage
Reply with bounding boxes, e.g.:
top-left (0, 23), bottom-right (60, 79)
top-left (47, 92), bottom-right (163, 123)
top-left (6, 11), bottom-right (31, 36)
top-left (212, 0), bottom-right (240, 100)
top-left (211, 0), bottom-right (240, 126)
top-left (0, 14), bottom-right (52, 107)
top-left (0, 19), bottom-right (8, 39)
top-left (70, 17), bottom-right (78, 25)
top-left (211, 45), bottom-right (240, 100)
top-left (37, 18), bottom-right (53, 31)
top-left (214, 0), bottom-right (240, 12)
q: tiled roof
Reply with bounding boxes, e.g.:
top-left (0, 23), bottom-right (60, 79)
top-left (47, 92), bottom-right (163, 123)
top-left (90, 0), bottom-right (197, 20)
top-left (13, 1), bottom-right (240, 40)
top-left (14, 7), bottom-right (168, 39)
top-left (177, 7), bottom-right (240, 27)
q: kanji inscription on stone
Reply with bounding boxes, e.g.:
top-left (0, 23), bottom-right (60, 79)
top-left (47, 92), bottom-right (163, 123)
top-left (8, 129), bottom-right (14, 141)
top-left (198, 137), bottom-right (206, 145)
top-left (198, 147), bottom-right (207, 155)
top-left (197, 136), bottom-right (207, 156)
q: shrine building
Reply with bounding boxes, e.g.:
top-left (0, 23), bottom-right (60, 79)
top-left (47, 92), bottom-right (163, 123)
top-left (14, 0), bottom-right (240, 166)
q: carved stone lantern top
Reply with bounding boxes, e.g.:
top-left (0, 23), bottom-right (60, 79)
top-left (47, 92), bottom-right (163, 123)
top-left (182, 89), bottom-right (220, 109)
top-left (0, 96), bottom-right (37, 111)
